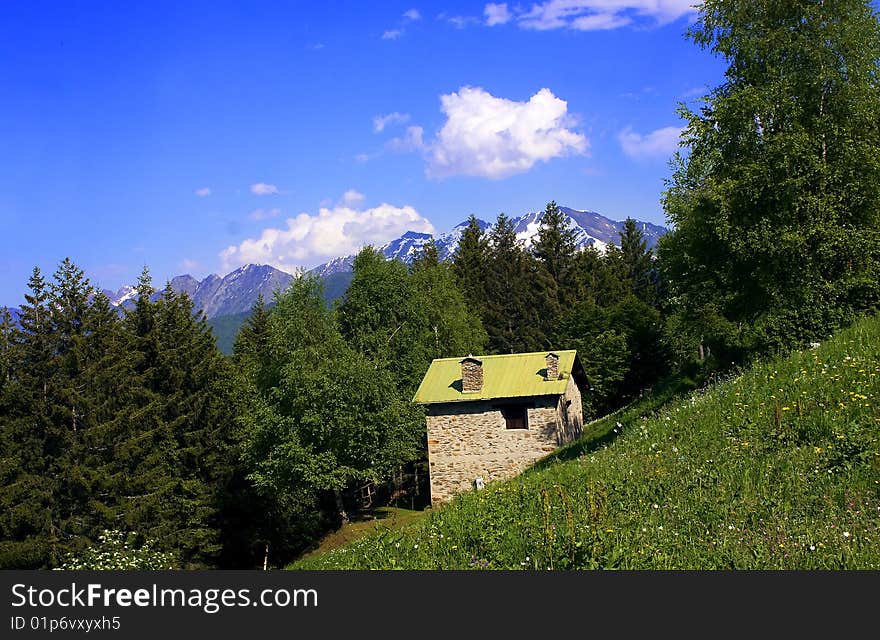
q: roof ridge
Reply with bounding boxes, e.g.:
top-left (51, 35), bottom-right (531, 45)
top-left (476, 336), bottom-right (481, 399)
top-left (428, 349), bottom-right (577, 363)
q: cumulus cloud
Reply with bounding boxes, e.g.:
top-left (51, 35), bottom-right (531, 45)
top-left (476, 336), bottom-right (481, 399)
top-left (373, 112), bottom-right (410, 132)
top-left (250, 182), bottom-right (279, 195)
top-left (487, 1), bottom-right (695, 31)
top-left (484, 3), bottom-right (512, 25)
top-left (618, 125), bottom-right (684, 159)
top-left (382, 29), bottom-right (403, 40)
top-left (388, 125), bottom-right (425, 152)
top-left (403, 8), bottom-right (421, 21)
top-left (195, 187), bottom-right (211, 197)
top-left (220, 201), bottom-right (435, 272)
top-left (249, 207), bottom-right (282, 221)
top-left (341, 189), bottom-right (365, 205)
top-left (426, 86), bottom-right (587, 179)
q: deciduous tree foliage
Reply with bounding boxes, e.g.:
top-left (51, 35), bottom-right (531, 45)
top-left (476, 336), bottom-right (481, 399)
top-left (661, 0), bottom-right (880, 353)
top-left (239, 274), bottom-right (425, 524)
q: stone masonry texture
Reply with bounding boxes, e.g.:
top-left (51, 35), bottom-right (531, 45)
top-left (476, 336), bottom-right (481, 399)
top-left (425, 376), bottom-right (584, 505)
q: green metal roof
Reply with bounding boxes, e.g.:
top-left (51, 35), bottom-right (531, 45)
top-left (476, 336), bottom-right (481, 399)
top-left (413, 350), bottom-right (580, 404)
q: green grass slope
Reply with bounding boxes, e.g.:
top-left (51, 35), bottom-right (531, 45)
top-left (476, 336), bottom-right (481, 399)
top-left (291, 314), bottom-right (880, 570)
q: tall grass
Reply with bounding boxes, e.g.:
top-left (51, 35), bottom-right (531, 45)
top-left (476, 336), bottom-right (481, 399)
top-left (291, 315), bottom-right (880, 569)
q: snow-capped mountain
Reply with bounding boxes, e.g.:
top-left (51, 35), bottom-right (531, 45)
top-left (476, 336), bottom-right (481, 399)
top-left (105, 264), bottom-right (295, 319)
top-left (310, 206), bottom-right (667, 276)
top-left (89, 206), bottom-right (666, 321)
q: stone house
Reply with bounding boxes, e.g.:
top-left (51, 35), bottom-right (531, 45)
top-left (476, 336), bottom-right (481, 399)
top-left (412, 350), bottom-right (587, 505)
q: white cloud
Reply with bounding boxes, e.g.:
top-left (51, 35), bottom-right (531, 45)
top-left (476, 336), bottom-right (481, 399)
top-left (388, 125), bottom-right (425, 152)
top-left (180, 258), bottom-right (201, 271)
top-left (484, 3), bottom-right (512, 25)
top-left (426, 86), bottom-right (587, 179)
top-left (373, 111), bottom-right (410, 132)
top-left (220, 202), bottom-right (435, 272)
top-left (492, 1), bottom-right (695, 31)
top-left (195, 187), bottom-right (211, 197)
top-left (570, 12), bottom-right (631, 30)
top-left (382, 29), bottom-right (403, 40)
top-left (249, 207), bottom-right (282, 221)
top-left (403, 8), bottom-right (421, 21)
top-left (354, 152), bottom-right (372, 163)
top-left (618, 125), bottom-right (684, 159)
top-left (341, 189), bottom-right (365, 206)
top-left (446, 15), bottom-right (480, 28)
top-left (250, 182), bottom-right (279, 195)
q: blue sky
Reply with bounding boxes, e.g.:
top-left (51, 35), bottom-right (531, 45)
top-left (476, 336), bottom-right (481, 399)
top-left (0, 1), bottom-right (726, 303)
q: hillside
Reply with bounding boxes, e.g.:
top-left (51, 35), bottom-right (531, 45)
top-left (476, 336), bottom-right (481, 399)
top-left (291, 314), bottom-right (880, 570)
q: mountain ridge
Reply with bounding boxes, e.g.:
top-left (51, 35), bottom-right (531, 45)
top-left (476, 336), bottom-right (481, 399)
top-left (309, 206), bottom-right (667, 277)
top-left (10, 207), bottom-right (667, 323)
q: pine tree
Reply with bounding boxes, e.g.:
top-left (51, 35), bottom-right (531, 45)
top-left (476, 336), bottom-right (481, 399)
top-left (532, 201), bottom-right (579, 308)
top-left (411, 238), bottom-right (440, 272)
top-left (452, 215), bottom-right (490, 318)
top-left (233, 293), bottom-right (273, 391)
top-left (618, 218), bottom-right (657, 306)
top-left (0, 268), bottom-right (57, 566)
top-left (484, 214), bottom-right (552, 353)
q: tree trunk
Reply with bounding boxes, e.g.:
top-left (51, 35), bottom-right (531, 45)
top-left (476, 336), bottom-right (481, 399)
top-left (334, 490), bottom-right (349, 525)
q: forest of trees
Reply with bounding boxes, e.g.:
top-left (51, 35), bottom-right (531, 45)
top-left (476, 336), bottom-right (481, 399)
top-left (0, 206), bottom-right (667, 569)
top-left (1, 0), bottom-right (878, 569)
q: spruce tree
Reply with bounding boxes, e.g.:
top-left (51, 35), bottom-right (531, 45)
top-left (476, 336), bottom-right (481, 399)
top-left (411, 238), bottom-right (440, 272)
top-left (532, 201), bottom-right (579, 308)
top-left (0, 268), bottom-right (58, 566)
top-left (484, 214), bottom-right (552, 353)
top-left (233, 293), bottom-right (274, 391)
top-left (618, 218), bottom-right (657, 306)
top-left (452, 215), bottom-right (490, 318)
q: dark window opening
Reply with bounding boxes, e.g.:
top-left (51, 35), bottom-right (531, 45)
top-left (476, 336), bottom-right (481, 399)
top-left (499, 404), bottom-right (529, 430)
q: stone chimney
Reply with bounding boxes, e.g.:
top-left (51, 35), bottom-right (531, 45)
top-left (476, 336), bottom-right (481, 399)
top-left (545, 352), bottom-right (559, 381)
top-left (460, 355), bottom-right (483, 393)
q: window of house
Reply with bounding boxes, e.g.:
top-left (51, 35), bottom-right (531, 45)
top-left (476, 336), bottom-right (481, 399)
top-left (499, 404), bottom-right (529, 430)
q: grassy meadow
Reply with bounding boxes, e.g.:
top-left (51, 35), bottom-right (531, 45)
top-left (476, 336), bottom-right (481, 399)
top-left (291, 314), bottom-right (880, 570)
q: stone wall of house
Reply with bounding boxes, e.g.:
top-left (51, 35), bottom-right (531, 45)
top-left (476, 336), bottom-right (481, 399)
top-left (557, 375), bottom-right (584, 444)
top-left (425, 380), bottom-right (584, 504)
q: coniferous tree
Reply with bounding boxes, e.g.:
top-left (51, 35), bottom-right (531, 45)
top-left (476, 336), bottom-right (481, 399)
top-left (570, 245), bottom-right (627, 306)
top-left (484, 214), bottom-right (553, 353)
top-left (411, 239), bottom-right (440, 272)
top-left (233, 293), bottom-right (274, 391)
top-left (532, 201), bottom-right (579, 308)
top-left (452, 215), bottom-right (490, 318)
top-left (618, 218), bottom-right (658, 306)
top-left (4, 268), bottom-right (58, 566)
